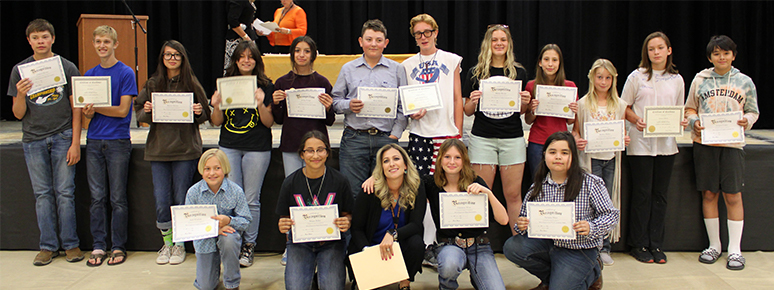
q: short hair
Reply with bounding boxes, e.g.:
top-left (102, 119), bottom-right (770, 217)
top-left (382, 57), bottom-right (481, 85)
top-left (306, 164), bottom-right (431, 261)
top-left (290, 36), bottom-right (318, 72)
top-left (93, 25), bottom-right (118, 42)
top-left (198, 149), bottom-right (231, 177)
top-left (409, 14), bottom-right (438, 35)
top-left (361, 19), bottom-right (387, 38)
top-left (706, 35), bottom-right (737, 58)
top-left (26, 19), bottom-right (55, 38)
top-left (297, 130), bottom-right (331, 158)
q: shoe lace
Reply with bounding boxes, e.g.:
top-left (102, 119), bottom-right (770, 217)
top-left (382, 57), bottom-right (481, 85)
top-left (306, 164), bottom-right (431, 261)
top-left (171, 245), bottom-right (184, 256)
top-left (158, 245), bottom-right (170, 255)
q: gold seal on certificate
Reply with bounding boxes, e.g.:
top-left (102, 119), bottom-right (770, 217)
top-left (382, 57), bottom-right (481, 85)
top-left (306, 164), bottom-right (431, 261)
top-left (18, 55), bottom-right (69, 95)
top-left (399, 83), bottom-right (443, 115)
top-left (289, 204), bottom-right (340, 243)
top-left (356, 87), bottom-right (399, 119)
top-left (286, 88), bottom-right (327, 119)
top-left (439, 192), bottom-right (489, 229)
top-left (699, 111), bottom-right (745, 145)
top-left (643, 106), bottom-right (684, 138)
top-left (152, 92), bottom-right (194, 123)
top-left (171, 205), bottom-right (219, 243)
top-left (526, 202), bottom-right (576, 240)
top-left (71, 76), bottom-right (112, 107)
top-left (534, 85), bottom-right (577, 119)
top-left (216, 75), bottom-right (258, 110)
top-left (480, 78), bottom-right (522, 112)
top-left (583, 120), bottom-right (625, 153)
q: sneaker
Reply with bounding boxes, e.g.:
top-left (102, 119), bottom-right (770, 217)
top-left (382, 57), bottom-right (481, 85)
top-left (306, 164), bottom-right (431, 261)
top-left (280, 249), bottom-right (287, 266)
top-left (65, 248), bottom-right (84, 262)
top-left (630, 247), bottom-right (653, 263)
top-left (239, 243), bottom-right (255, 267)
top-left (422, 244), bottom-right (439, 268)
top-left (699, 248), bottom-right (721, 264)
top-left (33, 250), bottom-right (59, 266)
top-left (156, 245), bottom-right (171, 264)
top-left (726, 253), bottom-right (745, 270)
top-left (650, 248), bottom-right (667, 264)
top-left (169, 245), bottom-right (186, 265)
top-left (599, 251), bottom-right (614, 266)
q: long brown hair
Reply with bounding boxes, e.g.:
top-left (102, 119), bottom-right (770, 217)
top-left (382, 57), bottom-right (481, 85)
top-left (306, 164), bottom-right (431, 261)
top-left (224, 41), bottom-right (271, 87)
top-left (639, 32), bottom-right (678, 80)
top-left (434, 139), bottom-right (477, 191)
top-left (533, 44), bottom-right (567, 86)
top-left (529, 131), bottom-right (584, 202)
top-left (147, 40), bottom-right (202, 93)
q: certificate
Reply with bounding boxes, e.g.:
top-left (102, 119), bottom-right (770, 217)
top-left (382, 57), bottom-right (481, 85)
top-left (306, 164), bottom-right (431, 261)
top-left (286, 88), bottom-right (326, 119)
top-left (171, 205), bottom-right (219, 243)
top-left (583, 120), bottom-right (625, 153)
top-left (71, 76), bottom-right (111, 108)
top-left (399, 83), bottom-right (443, 115)
top-left (356, 87), bottom-right (399, 119)
top-left (700, 111), bottom-right (745, 144)
top-left (534, 85), bottom-right (577, 119)
top-left (17, 55), bottom-right (68, 95)
top-left (290, 205), bottom-right (340, 243)
top-left (152, 92), bottom-right (194, 123)
top-left (349, 242), bottom-right (408, 290)
top-left (526, 202), bottom-right (576, 240)
top-left (216, 75), bottom-right (257, 110)
top-left (480, 79), bottom-right (522, 112)
top-left (439, 192), bottom-right (489, 229)
top-left (644, 106), bottom-right (684, 138)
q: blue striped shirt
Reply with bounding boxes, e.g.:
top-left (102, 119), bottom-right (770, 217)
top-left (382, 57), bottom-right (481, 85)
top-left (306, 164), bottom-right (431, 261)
top-left (185, 178), bottom-right (251, 253)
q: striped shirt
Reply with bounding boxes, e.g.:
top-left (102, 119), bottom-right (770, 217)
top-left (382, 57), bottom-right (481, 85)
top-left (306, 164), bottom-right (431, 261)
top-left (185, 178), bottom-right (251, 254)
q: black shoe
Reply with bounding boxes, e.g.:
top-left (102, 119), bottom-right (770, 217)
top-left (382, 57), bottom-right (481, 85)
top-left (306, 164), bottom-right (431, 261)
top-left (630, 247), bottom-right (653, 263)
top-left (239, 243), bottom-right (254, 267)
top-left (650, 248), bottom-right (667, 264)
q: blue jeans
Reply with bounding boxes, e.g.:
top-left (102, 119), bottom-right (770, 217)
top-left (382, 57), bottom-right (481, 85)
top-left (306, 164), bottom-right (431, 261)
top-left (219, 147), bottom-right (270, 244)
top-left (527, 142), bottom-right (544, 182)
top-left (339, 128), bottom-right (398, 200)
top-left (282, 152), bottom-right (304, 178)
top-left (87, 138), bottom-right (132, 252)
top-left (437, 243), bottom-right (506, 290)
top-left (151, 160), bottom-right (198, 230)
top-left (504, 235), bottom-right (600, 290)
top-left (591, 158), bottom-right (615, 252)
top-left (194, 233), bottom-right (242, 290)
top-left (285, 240), bottom-right (346, 290)
top-left (23, 129), bottom-right (79, 251)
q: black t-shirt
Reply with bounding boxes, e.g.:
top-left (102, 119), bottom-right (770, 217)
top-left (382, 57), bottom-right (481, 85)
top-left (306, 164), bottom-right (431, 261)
top-left (463, 66), bottom-right (528, 138)
top-left (424, 175), bottom-right (494, 239)
top-left (275, 166), bottom-right (354, 216)
top-left (218, 81), bottom-right (275, 151)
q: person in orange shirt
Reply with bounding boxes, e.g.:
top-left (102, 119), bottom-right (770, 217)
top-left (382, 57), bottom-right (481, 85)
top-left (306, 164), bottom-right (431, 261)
top-left (260, 0), bottom-right (307, 53)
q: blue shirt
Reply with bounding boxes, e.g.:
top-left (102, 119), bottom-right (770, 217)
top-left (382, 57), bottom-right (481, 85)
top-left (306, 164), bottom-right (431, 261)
top-left (185, 178), bottom-right (251, 253)
top-left (331, 55), bottom-right (408, 137)
top-left (84, 61), bottom-right (138, 139)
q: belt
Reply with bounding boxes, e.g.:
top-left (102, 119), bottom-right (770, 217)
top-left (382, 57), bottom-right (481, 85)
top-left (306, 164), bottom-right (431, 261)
top-left (346, 126), bottom-right (387, 136)
top-left (440, 233), bottom-right (490, 249)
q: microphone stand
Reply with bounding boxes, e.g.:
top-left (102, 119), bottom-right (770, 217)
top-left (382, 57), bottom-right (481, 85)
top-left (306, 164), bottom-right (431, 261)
top-left (122, 0), bottom-right (146, 128)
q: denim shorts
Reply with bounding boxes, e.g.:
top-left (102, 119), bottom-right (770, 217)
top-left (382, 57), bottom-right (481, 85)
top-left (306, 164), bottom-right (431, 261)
top-left (468, 135), bottom-right (527, 165)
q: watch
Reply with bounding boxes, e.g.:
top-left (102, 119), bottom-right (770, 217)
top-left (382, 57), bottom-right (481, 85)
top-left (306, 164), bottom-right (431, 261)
top-left (388, 229), bottom-right (398, 241)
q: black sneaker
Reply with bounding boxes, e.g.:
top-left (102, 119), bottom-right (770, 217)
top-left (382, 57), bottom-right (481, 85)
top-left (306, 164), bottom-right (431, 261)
top-left (422, 243), bottom-right (438, 268)
top-left (239, 243), bottom-right (255, 267)
top-left (630, 247), bottom-right (654, 263)
top-left (650, 248), bottom-right (667, 264)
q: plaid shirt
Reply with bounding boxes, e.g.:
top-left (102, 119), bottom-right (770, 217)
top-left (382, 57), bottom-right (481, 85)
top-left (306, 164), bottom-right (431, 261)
top-left (185, 178), bottom-right (251, 254)
top-left (516, 172), bottom-right (619, 250)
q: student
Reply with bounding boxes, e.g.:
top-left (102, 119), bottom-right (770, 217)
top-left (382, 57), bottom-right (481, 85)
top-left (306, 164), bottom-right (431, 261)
top-left (571, 59), bottom-right (629, 266)
top-left (621, 32), bottom-right (687, 264)
top-left (134, 40), bottom-right (212, 265)
top-left (81, 25), bottom-right (138, 267)
top-left (331, 19), bottom-right (408, 200)
top-left (524, 44), bottom-right (578, 180)
top-left (462, 24), bottom-right (531, 235)
top-left (185, 149), bottom-right (251, 290)
top-left (685, 35), bottom-right (759, 271)
top-left (8, 18), bottom-right (84, 266)
top-left (504, 131), bottom-right (619, 290)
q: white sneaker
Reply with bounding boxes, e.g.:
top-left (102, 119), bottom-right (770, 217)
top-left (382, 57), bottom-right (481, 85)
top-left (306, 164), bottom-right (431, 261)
top-left (280, 249), bottom-right (287, 266)
top-left (600, 251), bottom-right (615, 266)
top-left (156, 245), bottom-right (171, 264)
top-left (169, 245), bottom-right (186, 265)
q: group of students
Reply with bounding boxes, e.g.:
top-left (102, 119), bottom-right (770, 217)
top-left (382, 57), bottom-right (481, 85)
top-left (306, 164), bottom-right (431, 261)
top-left (9, 11), bottom-right (758, 290)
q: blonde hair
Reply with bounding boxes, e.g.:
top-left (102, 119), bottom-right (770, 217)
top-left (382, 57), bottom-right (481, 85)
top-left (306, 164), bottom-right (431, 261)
top-left (472, 25), bottom-right (523, 81)
top-left (372, 144), bottom-right (420, 210)
top-left (583, 59), bottom-right (620, 116)
top-left (409, 13), bottom-right (438, 44)
top-left (198, 149), bottom-right (231, 177)
top-left (434, 139), bottom-right (477, 191)
top-left (93, 25), bottom-right (118, 42)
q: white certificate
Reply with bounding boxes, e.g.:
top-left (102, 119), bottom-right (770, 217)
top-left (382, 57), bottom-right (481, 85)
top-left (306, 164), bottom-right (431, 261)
top-left (399, 83), bottom-right (443, 115)
top-left (356, 87), bottom-right (399, 119)
top-left (286, 88), bottom-right (326, 119)
top-left (171, 205), bottom-right (219, 243)
top-left (700, 111), bottom-right (745, 144)
top-left (72, 76), bottom-right (111, 108)
top-left (152, 92), bottom-right (194, 123)
top-left (534, 85), bottom-right (577, 119)
top-left (644, 106), bottom-right (684, 138)
top-left (290, 205), bottom-right (340, 243)
top-left (480, 79), bottom-right (522, 112)
top-left (527, 202), bottom-right (576, 240)
top-left (439, 192), bottom-right (489, 229)
top-left (216, 75), bottom-right (257, 110)
top-left (17, 55), bottom-right (68, 95)
top-left (349, 242), bottom-right (408, 290)
top-left (583, 120), bottom-right (625, 153)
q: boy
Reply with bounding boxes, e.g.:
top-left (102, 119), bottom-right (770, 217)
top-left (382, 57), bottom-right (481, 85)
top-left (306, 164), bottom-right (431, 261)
top-left (7, 19), bottom-right (83, 266)
top-left (82, 25), bottom-right (138, 266)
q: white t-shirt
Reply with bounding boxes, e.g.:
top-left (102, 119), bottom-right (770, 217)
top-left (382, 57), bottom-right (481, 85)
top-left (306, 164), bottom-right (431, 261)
top-left (402, 49), bottom-right (462, 138)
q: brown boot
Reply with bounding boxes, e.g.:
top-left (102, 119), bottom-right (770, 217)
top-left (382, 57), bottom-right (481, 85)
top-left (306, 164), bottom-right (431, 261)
top-left (589, 274), bottom-right (603, 290)
top-left (33, 250), bottom-right (59, 266)
top-left (65, 248), bottom-right (84, 262)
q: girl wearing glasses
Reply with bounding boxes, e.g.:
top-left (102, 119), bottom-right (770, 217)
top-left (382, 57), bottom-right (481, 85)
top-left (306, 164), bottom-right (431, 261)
top-left (134, 40), bottom-right (211, 265)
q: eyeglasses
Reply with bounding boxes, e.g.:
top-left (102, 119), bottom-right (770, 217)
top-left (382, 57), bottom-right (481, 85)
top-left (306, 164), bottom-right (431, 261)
top-left (303, 148), bottom-right (328, 155)
top-left (487, 24), bottom-right (510, 30)
top-left (163, 53), bottom-right (182, 60)
top-left (413, 29), bottom-right (435, 39)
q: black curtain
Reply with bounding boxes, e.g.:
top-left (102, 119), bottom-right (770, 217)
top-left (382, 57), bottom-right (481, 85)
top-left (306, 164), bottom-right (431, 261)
top-left (2, 0), bottom-right (772, 129)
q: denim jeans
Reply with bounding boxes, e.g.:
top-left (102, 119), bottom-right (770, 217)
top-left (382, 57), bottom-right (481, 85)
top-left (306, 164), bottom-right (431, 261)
top-left (22, 128), bottom-right (79, 251)
top-left (339, 128), bottom-right (397, 200)
top-left (194, 232), bottom-right (242, 290)
top-left (526, 142), bottom-right (544, 181)
top-left (591, 158), bottom-right (615, 252)
top-left (282, 152), bottom-right (304, 178)
top-left (219, 147), bottom-right (270, 244)
top-left (504, 235), bottom-right (600, 290)
top-left (437, 243), bottom-right (506, 290)
top-left (87, 138), bottom-right (132, 252)
top-left (151, 159), bottom-right (198, 230)
top-left (285, 240), bottom-right (346, 290)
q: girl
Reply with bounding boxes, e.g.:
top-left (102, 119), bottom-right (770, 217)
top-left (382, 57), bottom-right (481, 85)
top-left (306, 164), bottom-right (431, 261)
top-left (134, 40), bottom-right (211, 265)
top-left (209, 40), bottom-right (274, 268)
top-left (504, 131), bottom-right (619, 290)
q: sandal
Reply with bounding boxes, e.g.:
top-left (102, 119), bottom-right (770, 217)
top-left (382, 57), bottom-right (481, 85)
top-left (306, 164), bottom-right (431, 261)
top-left (86, 251), bottom-right (106, 267)
top-left (699, 248), bottom-right (721, 264)
top-left (726, 253), bottom-right (745, 270)
top-left (108, 250), bottom-right (127, 266)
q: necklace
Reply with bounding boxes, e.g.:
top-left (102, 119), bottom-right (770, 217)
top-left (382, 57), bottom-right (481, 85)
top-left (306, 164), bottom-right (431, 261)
top-left (419, 50), bottom-right (438, 68)
top-left (304, 167), bottom-right (326, 205)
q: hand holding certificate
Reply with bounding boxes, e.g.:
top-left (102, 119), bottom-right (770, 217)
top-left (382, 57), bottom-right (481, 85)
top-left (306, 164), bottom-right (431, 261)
top-left (171, 205), bottom-right (219, 243)
top-left (152, 92), bottom-right (194, 123)
top-left (644, 106), bottom-right (684, 138)
top-left (583, 120), bottom-right (625, 153)
top-left (18, 55), bottom-right (68, 95)
top-left (439, 192), bottom-right (489, 229)
top-left (534, 85), bottom-right (577, 119)
top-left (286, 88), bottom-right (327, 119)
top-left (699, 111), bottom-right (744, 144)
top-left (349, 243), bottom-right (409, 290)
top-left (216, 76), bottom-right (257, 110)
top-left (399, 83), bottom-right (443, 115)
top-left (289, 205), bottom-right (341, 243)
top-left (480, 79), bottom-right (522, 112)
top-left (72, 76), bottom-right (112, 107)
top-left (527, 202), bottom-right (576, 240)
top-left (357, 87), bottom-right (399, 119)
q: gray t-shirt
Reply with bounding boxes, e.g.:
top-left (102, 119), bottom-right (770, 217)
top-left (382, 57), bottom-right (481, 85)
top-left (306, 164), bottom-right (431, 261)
top-left (7, 55), bottom-right (80, 142)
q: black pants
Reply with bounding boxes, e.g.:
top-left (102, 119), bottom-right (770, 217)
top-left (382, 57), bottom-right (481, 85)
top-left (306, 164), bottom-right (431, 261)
top-left (627, 155), bottom-right (676, 249)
